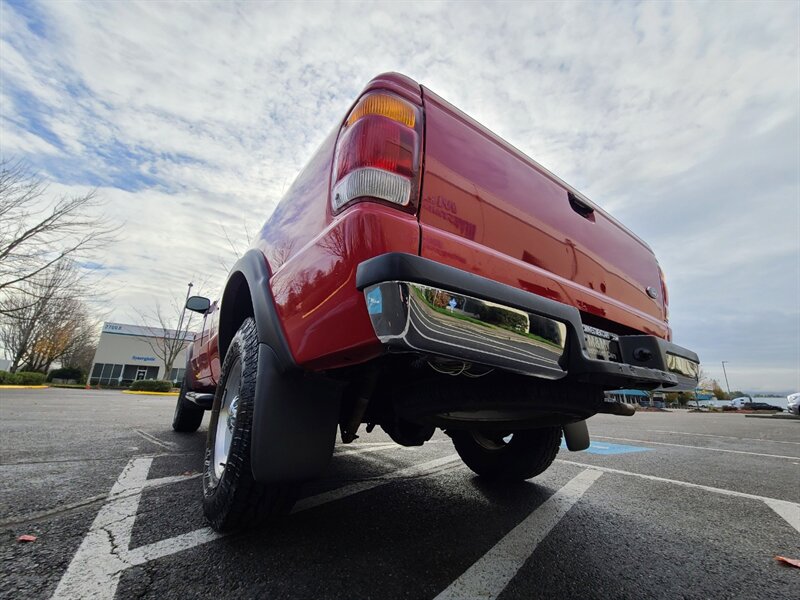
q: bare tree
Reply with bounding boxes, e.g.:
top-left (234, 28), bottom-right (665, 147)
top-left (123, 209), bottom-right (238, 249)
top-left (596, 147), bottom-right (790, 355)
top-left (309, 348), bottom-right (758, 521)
top-left (0, 159), bottom-right (117, 314)
top-left (0, 260), bottom-right (97, 372)
top-left (136, 293), bottom-right (196, 381)
top-left (24, 297), bottom-right (97, 373)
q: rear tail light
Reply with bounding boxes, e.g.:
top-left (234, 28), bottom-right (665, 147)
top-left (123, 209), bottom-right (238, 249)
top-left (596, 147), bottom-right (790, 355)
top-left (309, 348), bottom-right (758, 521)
top-left (331, 92), bottom-right (422, 213)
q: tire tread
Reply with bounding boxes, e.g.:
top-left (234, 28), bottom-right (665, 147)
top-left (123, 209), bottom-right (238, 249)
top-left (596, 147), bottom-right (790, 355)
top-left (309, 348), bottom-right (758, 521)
top-left (202, 318), bottom-right (298, 532)
top-left (451, 427), bottom-right (562, 481)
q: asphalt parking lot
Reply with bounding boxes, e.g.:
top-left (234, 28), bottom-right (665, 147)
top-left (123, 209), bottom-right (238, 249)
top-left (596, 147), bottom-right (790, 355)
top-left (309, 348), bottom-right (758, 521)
top-left (1, 388), bottom-right (798, 600)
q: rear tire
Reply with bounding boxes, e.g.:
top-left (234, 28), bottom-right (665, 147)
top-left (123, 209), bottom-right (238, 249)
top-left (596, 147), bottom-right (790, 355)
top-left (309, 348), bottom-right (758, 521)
top-left (202, 317), bottom-right (298, 532)
top-left (172, 379), bottom-right (204, 433)
top-left (451, 427), bottom-right (562, 481)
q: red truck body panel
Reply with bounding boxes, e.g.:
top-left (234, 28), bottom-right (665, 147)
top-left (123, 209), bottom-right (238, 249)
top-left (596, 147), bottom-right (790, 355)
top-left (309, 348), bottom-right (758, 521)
top-left (269, 203), bottom-right (419, 369)
top-left (189, 302), bottom-right (221, 387)
top-left (418, 88), bottom-right (669, 339)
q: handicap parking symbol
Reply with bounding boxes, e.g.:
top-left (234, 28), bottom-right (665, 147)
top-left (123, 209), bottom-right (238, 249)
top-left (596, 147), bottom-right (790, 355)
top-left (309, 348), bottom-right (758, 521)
top-left (561, 441), bottom-right (650, 455)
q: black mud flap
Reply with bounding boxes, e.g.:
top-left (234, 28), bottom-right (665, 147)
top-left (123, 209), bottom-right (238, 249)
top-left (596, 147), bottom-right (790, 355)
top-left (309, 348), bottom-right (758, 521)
top-left (250, 343), bottom-right (342, 483)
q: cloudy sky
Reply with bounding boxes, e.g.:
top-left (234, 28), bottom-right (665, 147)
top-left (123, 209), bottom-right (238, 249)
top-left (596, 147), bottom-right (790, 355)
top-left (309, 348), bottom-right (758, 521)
top-left (1, 1), bottom-right (798, 392)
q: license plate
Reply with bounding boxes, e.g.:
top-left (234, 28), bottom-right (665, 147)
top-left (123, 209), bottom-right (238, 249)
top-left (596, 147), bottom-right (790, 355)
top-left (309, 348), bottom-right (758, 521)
top-left (583, 325), bottom-right (620, 362)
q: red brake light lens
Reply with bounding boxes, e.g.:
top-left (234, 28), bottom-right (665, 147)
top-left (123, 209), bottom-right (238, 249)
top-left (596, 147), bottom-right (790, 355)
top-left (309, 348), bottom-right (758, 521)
top-left (331, 92), bottom-right (422, 213)
top-left (335, 116), bottom-right (418, 179)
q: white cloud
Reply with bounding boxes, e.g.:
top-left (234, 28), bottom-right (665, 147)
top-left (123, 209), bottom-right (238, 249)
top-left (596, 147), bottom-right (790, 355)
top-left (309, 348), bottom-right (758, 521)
top-left (1, 1), bottom-right (797, 391)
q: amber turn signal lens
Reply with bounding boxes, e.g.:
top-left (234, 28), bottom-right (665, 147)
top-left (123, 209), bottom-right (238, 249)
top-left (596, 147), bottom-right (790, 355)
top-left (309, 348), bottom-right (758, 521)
top-left (346, 94), bottom-right (416, 128)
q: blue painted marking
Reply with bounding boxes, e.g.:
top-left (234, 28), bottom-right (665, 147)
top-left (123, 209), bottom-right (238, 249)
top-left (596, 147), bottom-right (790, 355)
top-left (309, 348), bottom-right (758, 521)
top-left (561, 441), bottom-right (650, 455)
top-left (366, 287), bottom-right (383, 315)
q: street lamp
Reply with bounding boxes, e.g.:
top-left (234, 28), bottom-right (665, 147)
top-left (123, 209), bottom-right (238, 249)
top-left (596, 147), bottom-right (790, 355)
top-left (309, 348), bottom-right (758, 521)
top-left (721, 361), bottom-right (731, 396)
top-left (177, 282), bottom-right (194, 339)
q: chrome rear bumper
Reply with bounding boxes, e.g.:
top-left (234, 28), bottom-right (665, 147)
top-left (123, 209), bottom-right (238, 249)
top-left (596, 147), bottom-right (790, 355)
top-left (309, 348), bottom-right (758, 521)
top-left (357, 253), bottom-right (700, 391)
top-left (364, 281), bottom-right (568, 379)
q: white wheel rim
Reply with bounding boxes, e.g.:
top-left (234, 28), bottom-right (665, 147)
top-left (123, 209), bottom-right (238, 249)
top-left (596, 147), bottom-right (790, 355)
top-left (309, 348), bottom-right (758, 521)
top-left (213, 358), bottom-right (241, 480)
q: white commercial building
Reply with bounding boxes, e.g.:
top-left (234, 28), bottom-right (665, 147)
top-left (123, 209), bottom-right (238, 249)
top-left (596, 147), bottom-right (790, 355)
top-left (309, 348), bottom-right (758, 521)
top-left (89, 322), bottom-right (194, 386)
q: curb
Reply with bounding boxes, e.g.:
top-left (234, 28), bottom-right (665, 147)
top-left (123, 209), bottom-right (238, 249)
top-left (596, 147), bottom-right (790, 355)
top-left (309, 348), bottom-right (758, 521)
top-left (122, 390), bottom-right (179, 396)
top-left (0, 385), bottom-right (49, 389)
top-left (744, 413), bottom-right (799, 420)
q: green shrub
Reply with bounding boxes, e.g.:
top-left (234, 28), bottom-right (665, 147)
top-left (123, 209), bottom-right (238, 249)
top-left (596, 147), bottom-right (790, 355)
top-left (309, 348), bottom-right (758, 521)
top-left (129, 379), bottom-right (173, 393)
top-left (0, 370), bottom-right (18, 384)
top-left (16, 371), bottom-right (46, 385)
top-left (47, 367), bottom-right (84, 383)
top-left (0, 371), bottom-right (46, 385)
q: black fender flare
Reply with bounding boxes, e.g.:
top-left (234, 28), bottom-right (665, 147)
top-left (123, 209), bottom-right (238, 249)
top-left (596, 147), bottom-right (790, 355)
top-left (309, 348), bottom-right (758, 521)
top-left (219, 249), bottom-right (340, 483)
top-left (218, 249), bottom-right (295, 373)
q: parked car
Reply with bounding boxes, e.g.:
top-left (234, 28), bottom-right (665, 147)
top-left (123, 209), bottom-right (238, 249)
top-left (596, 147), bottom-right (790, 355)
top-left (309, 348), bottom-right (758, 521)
top-left (730, 396), bottom-right (750, 408)
top-left (172, 73), bottom-right (700, 532)
top-left (787, 393), bottom-right (800, 416)
top-left (742, 401), bottom-right (781, 411)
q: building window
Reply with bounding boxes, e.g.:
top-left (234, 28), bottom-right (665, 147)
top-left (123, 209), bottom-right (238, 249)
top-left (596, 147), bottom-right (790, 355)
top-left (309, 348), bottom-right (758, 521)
top-left (169, 368), bottom-right (185, 383)
top-left (90, 363), bottom-right (125, 386)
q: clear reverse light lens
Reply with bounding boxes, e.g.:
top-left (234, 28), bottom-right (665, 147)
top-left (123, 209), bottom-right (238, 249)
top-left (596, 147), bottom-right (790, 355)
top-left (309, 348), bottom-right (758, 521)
top-left (332, 167), bottom-right (410, 211)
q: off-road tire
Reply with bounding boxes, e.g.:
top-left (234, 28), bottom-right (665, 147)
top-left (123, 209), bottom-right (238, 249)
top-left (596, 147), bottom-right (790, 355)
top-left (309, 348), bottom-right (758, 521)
top-left (451, 427), bottom-right (562, 481)
top-left (202, 317), bottom-right (298, 532)
top-left (172, 379), bottom-right (204, 433)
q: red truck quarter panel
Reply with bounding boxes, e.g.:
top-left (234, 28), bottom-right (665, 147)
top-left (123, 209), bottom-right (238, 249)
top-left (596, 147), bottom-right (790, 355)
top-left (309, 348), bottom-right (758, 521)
top-left (270, 203), bottom-right (420, 369)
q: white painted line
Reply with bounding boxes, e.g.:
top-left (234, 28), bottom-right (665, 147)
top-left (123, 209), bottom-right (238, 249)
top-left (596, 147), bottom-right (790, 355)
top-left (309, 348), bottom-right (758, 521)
top-left (143, 473), bottom-right (201, 489)
top-left (434, 469), bottom-right (602, 600)
top-left (53, 452), bottom-right (461, 599)
top-left (594, 435), bottom-right (800, 460)
top-left (127, 527), bottom-right (223, 566)
top-left (646, 429), bottom-right (800, 446)
top-left (556, 459), bottom-right (800, 533)
top-left (293, 454), bottom-right (460, 513)
top-left (128, 454), bottom-right (461, 566)
top-left (334, 443), bottom-right (397, 456)
top-left (335, 441), bottom-right (401, 446)
top-left (52, 457), bottom-right (151, 600)
top-left (133, 429), bottom-right (178, 451)
top-left (762, 499), bottom-right (800, 535)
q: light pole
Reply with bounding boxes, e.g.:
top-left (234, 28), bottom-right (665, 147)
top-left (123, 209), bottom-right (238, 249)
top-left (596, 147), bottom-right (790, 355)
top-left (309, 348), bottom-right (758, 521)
top-left (177, 282), bottom-right (194, 339)
top-left (721, 361), bottom-right (731, 397)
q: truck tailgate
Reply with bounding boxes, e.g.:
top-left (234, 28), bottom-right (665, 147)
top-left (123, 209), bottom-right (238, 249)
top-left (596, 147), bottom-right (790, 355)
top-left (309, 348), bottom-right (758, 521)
top-left (418, 88), bottom-right (669, 339)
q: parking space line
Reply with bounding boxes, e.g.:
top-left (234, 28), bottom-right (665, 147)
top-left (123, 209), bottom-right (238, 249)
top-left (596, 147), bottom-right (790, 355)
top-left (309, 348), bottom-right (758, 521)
top-left (434, 469), bottom-right (602, 600)
top-left (52, 457), bottom-right (152, 600)
top-left (126, 527), bottom-right (223, 567)
top-left (133, 430), bottom-right (178, 451)
top-left (762, 499), bottom-right (800, 534)
top-left (556, 459), bottom-right (800, 534)
top-left (594, 435), bottom-right (800, 460)
top-left (127, 454), bottom-right (462, 567)
top-left (334, 443), bottom-right (397, 456)
top-left (646, 430), bottom-right (800, 446)
top-left (53, 451), bottom-right (461, 599)
top-left (143, 473), bottom-right (201, 489)
top-left (292, 454), bottom-right (460, 513)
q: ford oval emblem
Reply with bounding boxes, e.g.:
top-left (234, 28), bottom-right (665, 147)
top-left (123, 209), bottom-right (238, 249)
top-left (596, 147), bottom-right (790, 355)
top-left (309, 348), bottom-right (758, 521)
top-left (646, 286), bottom-right (658, 299)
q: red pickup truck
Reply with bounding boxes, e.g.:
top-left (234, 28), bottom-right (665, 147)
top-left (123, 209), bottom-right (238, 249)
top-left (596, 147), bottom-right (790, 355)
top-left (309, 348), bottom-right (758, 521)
top-left (174, 73), bottom-right (699, 532)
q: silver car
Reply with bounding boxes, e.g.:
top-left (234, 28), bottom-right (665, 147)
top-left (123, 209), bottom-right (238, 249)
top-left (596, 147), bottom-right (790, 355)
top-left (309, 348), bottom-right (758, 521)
top-left (787, 393), bottom-right (800, 416)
